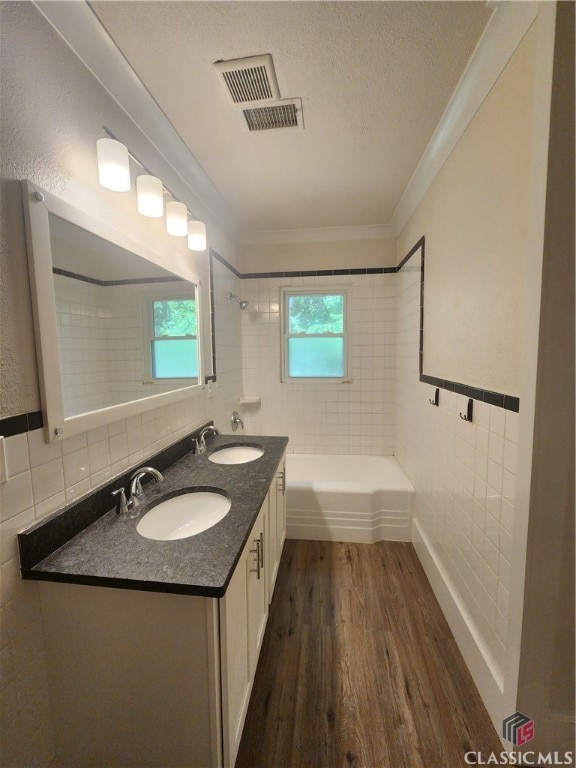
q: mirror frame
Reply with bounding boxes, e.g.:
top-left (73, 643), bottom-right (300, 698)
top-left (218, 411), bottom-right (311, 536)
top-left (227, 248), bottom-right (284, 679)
top-left (21, 180), bottom-right (206, 443)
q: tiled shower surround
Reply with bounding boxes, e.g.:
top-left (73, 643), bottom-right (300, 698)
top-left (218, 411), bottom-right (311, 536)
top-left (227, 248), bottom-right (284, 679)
top-left (240, 272), bottom-right (397, 455)
top-left (0, 252), bottom-right (519, 764)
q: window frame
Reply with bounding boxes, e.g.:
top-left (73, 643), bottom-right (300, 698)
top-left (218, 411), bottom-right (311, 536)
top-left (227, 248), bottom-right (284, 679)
top-left (280, 286), bottom-right (351, 383)
top-left (143, 293), bottom-right (199, 383)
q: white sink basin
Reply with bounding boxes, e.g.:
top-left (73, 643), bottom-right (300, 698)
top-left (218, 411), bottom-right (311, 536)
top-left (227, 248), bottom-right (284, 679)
top-left (208, 445), bottom-right (264, 465)
top-left (136, 490), bottom-right (231, 541)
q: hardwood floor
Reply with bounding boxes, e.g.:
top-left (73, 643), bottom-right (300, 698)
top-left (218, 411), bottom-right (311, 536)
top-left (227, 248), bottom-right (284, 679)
top-left (236, 539), bottom-right (502, 768)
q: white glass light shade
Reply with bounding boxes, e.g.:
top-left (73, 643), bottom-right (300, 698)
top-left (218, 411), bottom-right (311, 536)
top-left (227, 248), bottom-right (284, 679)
top-left (188, 220), bottom-right (207, 251)
top-left (166, 201), bottom-right (188, 236)
top-left (96, 138), bottom-right (130, 192)
top-left (136, 175), bottom-right (164, 217)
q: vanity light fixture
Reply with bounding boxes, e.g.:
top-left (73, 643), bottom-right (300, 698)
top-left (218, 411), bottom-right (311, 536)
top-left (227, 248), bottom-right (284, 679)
top-left (136, 175), bottom-right (164, 217)
top-left (188, 219), bottom-right (207, 251)
top-left (166, 201), bottom-right (188, 236)
top-left (96, 138), bottom-right (131, 192)
top-left (96, 130), bottom-right (208, 248)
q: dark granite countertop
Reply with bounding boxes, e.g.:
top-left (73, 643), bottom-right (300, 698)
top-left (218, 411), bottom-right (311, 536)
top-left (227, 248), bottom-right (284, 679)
top-left (19, 434), bottom-right (288, 598)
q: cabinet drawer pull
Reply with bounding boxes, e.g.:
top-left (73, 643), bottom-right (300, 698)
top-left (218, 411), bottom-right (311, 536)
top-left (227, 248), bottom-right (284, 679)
top-left (250, 540), bottom-right (261, 579)
top-left (277, 469), bottom-right (286, 494)
top-left (259, 532), bottom-right (264, 568)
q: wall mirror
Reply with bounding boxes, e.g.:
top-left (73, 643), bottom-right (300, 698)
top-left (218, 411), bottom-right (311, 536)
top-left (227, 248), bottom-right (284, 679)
top-left (22, 180), bottom-right (210, 442)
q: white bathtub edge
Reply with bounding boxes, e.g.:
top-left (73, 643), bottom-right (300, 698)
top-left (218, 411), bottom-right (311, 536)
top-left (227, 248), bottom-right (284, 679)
top-left (411, 517), bottom-right (505, 730)
top-left (287, 517), bottom-right (411, 543)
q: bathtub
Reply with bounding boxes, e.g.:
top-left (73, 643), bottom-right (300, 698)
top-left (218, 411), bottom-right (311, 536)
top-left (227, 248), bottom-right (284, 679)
top-left (285, 454), bottom-right (413, 543)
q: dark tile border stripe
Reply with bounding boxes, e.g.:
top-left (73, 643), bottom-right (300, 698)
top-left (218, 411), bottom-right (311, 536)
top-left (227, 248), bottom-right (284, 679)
top-left (240, 265), bottom-right (396, 279)
top-left (209, 249), bottom-right (397, 280)
top-left (3, 246), bottom-right (518, 441)
top-left (399, 237), bottom-right (520, 413)
top-left (0, 411), bottom-right (44, 438)
top-left (53, 268), bottom-right (182, 287)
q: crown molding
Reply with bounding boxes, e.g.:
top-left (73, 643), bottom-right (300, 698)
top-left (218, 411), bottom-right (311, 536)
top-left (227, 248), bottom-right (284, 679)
top-left (390, 1), bottom-right (538, 237)
top-left (33, 0), bottom-right (240, 236)
top-left (241, 224), bottom-right (395, 246)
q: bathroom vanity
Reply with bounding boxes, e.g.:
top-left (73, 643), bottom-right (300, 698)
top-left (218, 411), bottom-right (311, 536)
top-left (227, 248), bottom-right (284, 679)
top-left (19, 434), bottom-right (287, 768)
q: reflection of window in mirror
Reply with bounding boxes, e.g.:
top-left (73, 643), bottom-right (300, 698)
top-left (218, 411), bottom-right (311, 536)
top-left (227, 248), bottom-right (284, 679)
top-left (144, 296), bottom-right (198, 381)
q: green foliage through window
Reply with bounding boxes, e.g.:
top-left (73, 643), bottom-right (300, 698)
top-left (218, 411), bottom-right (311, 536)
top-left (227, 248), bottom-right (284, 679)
top-left (288, 295), bottom-right (343, 334)
top-left (153, 299), bottom-right (197, 337)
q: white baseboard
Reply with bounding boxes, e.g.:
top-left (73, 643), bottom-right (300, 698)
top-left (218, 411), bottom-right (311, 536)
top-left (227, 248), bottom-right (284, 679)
top-left (411, 518), bottom-right (505, 731)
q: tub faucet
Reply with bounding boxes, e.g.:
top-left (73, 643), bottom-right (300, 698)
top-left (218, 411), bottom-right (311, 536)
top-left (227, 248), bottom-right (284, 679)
top-left (197, 425), bottom-right (220, 454)
top-left (129, 467), bottom-right (164, 507)
top-left (231, 411), bottom-right (244, 431)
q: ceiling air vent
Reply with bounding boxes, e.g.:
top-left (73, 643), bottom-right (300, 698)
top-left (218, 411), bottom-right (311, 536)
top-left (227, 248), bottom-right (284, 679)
top-left (243, 100), bottom-right (302, 132)
top-left (214, 54), bottom-right (280, 105)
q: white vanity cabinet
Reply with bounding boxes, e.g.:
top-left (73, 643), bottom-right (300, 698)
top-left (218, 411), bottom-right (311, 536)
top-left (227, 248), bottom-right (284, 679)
top-left (38, 467), bottom-right (286, 768)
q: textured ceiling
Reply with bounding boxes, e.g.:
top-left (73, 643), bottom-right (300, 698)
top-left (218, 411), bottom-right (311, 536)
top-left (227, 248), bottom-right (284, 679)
top-left (90, 1), bottom-right (491, 233)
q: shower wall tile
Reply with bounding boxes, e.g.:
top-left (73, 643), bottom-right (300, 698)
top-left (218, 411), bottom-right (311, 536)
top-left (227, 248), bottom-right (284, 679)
top-left (395, 249), bottom-right (519, 680)
top-left (239, 273), bottom-right (396, 455)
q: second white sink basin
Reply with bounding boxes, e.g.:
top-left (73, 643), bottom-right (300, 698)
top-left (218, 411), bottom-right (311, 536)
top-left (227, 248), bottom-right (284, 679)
top-left (208, 445), bottom-right (264, 465)
top-left (136, 489), bottom-right (231, 541)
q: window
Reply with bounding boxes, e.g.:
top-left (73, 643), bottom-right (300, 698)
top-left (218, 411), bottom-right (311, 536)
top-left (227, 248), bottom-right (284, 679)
top-left (281, 288), bottom-right (350, 382)
top-left (145, 296), bottom-right (198, 380)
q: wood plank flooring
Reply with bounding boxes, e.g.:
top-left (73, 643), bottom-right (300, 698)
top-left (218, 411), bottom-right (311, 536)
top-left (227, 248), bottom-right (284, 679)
top-left (235, 539), bottom-right (502, 768)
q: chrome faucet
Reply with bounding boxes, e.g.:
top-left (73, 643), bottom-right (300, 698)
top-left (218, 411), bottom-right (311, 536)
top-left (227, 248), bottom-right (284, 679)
top-left (129, 466), bottom-right (164, 507)
top-left (196, 425), bottom-right (220, 454)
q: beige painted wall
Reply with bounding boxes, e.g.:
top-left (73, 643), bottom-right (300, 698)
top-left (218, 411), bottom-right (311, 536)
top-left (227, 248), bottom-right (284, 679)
top-left (0, 2), bottom-right (237, 419)
top-left (240, 237), bottom-right (396, 273)
top-left (397, 25), bottom-right (539, 397)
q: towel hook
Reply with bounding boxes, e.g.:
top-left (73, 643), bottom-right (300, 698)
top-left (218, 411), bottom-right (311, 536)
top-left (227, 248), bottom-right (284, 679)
top-left (429, 388), bottom-right (439, 407)
top-left (459, 398), bottom-right (474, 423)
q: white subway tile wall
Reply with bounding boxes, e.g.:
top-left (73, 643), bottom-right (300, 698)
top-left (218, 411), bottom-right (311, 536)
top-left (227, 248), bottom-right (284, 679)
top-left (395, 250), bottom-right (519, 678)
top-left (239, 273), bottom-right (397, 454)
top-left (0, 264), bottom-right (242, 766)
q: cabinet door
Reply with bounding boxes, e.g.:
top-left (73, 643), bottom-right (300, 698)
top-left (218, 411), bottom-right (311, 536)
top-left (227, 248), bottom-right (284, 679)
top-left (220, 500), bottom-right (269, 768)
top-left (246, 498), bottom-right (268, 678)
top-left (219, 543), bottom-right (251, 768)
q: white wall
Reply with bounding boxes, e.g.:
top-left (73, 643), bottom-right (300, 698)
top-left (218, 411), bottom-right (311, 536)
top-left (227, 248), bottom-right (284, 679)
top-left (398, 23), bottom-right (539, 397)
top-left (395, 245), bottom-right (520, 722)
top-left (394, 5), bottom-right (557, 734)
top-left (239, 272), bottom-right (396, 455)
top-left (0, 5), bottom-right (242, 765)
